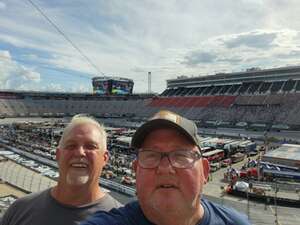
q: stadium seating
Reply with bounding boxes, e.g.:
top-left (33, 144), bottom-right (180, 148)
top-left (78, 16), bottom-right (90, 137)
top-left (2, 72), bottom-right (300, 129)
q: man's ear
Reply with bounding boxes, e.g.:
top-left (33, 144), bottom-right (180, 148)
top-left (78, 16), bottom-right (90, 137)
top-left (201, 158), bottom-right (210, 184)
top-left (132, 159), bottom-right (138, 173)
top-left (103, 150), bottom-right (109, 165)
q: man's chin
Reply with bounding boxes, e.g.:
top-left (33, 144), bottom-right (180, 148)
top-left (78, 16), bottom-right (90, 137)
top-left (151, 198), bottom-right (181, 215)
top-left (150, 191), bottom-right (184, 212)
top-left (66, 175), bottom-right (89, 186)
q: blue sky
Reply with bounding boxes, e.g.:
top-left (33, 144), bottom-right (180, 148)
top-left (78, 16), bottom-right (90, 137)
top-left (1, 0), bottom-right (300, 94)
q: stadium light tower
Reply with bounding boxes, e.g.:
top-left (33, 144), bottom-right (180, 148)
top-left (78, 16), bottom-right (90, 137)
top-left (148, 72), bottom-right (152, 93)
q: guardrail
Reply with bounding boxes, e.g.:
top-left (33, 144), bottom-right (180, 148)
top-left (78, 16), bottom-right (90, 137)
top-left (249, 180), bottom-right (300, 192)
top-left (100, 179), bottom-right (135, 196)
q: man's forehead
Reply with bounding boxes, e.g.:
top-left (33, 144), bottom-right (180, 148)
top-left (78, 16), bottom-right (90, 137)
top-left (63, 125), bottom-right (100, 141)
top-left (63, 137), bottom-right (99, 144)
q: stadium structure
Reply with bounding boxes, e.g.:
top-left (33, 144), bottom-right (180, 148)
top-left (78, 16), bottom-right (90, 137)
top-left (1, 66), bottom-right (300, 130)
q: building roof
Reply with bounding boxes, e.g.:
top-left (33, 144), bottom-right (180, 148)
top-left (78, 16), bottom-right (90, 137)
top-left (167, 65), bottom-right (300, 88)
top-left (264, 144), bottom-right (300, 161)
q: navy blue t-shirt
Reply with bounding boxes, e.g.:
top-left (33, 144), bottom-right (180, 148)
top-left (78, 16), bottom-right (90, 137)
top-left (81, 198), bottom-right (251, 225)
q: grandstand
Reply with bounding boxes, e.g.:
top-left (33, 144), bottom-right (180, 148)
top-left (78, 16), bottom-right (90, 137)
top-left (0, 91), bottom-right (155, 119)
top-left (155, 66), bottom-right (300, 129)
top-left (1, 65), bottom-right (300, 130)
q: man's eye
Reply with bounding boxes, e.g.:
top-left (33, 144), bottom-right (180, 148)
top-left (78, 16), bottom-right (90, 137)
top-left (172, 152), bottom-right (193, 162)
top-left (85, 144), bottom-right (98, 150)
top-left (145, 153), bottom-right (159, 159)
top-left (65, 144), bottom-right (76, 150)
top-left (173, 152), bottom-right (188, 159)
top-left (140, 152), bottom-right (159, 161)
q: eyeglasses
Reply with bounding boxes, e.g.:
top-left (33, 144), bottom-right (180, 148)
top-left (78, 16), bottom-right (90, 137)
top-left (137, 149), bottom-right (202, 169)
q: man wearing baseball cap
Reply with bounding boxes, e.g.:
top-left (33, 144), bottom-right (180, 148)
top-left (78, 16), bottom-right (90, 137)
top-left (81, 110), bottom-right (251, 225)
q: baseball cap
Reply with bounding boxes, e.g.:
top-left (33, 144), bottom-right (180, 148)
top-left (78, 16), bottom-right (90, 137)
top-left (131, 110), bottom-right (201, 149)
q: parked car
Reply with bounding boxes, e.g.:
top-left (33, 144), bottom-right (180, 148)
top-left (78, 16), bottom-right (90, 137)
top-left (247, 151), bottom-right (258, 157)
top-left (221, 158), bottom-right (232, 167)
top-left (121, 176), bottom-right (136, 186)
top-left (210, 162), bottom-right (221, 172)
top-left (231, 152), bottom-right (245, 163)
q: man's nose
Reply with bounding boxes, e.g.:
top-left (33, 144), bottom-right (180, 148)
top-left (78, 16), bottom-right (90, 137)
top-left (73, 145), bottom-right (86, 156)
top-left (157, 155), bottom-right (175, 173)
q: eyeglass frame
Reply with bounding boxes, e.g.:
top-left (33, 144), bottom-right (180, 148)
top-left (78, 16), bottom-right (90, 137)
top-left (136, 148), bottom-right (202, 169)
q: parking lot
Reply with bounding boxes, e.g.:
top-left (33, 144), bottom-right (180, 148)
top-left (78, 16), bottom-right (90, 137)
top-left (1, 126), bottom-right (300, 225)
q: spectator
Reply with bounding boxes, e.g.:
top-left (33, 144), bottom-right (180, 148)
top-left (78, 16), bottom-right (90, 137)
top-left (1, 115), bottom-right (121, 225)
top-left (81, 110), bottom-right (250, 225)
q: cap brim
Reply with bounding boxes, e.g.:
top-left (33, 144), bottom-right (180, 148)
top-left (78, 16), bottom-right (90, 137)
top-left (131, 119), bottom-right (197, 149)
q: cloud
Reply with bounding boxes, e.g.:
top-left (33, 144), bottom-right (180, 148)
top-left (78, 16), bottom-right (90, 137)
top-left (0, 1), bottom-right (6, 10)
top-left (1, 1), bottom-right (300, 94)
top-left (276, 50), bottom-right (300, 59)
top-left (38, 82), bottom-right (91, 93)
top-left (131, 67), bottom-right (147, 73)
top-left (182, 51), bottom-right (217, 66)
top-left (222, 31), bottom-right (277, 49)
top-left (41, 83), bottom-right (64, 92)
top-left (217, 56), bottom-right (243, 64)
top-left (180, 29), bottom-right (300, 74)
top-left (0, 50), bottom-right (41, 90)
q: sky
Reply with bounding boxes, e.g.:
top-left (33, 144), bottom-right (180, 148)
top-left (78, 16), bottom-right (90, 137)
top-left (0, 0), bottom-right (300, 94)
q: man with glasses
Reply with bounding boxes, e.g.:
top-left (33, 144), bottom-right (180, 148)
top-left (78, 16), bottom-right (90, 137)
top-left (81, 110), bottom-right (250, 225)
top-left (1, 115), bottom-right (121, 225)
